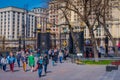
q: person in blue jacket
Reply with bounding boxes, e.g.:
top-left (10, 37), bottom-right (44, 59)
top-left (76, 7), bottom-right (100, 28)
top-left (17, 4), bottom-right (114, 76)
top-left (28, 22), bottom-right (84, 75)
top-left (8, 52), bottom-right (15, 72)
top-left (37, 56), bottom-right (43, 78)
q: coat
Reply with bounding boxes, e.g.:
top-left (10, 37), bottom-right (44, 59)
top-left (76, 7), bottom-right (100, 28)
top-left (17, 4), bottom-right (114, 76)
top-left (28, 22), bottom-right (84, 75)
top-left (1, 58), bottom-right (7, 65)
top-left (8, 57), bottom-right (15, 64)
top-left (43, 56), bottom-right (49, 65)
top-left (37, 59), bottom-right (43, 69)
top-left (28, 55), bottom-right (35, 67)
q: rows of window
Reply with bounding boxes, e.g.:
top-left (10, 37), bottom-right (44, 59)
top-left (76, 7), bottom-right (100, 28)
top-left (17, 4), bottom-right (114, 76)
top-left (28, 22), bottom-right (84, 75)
top-left (0, 11), bottom-right (35, 39)
top-left (32, 8), bottom-right (47, 13)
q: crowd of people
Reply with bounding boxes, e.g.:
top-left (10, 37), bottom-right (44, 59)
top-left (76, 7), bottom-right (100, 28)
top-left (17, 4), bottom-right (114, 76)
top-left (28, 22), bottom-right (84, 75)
top-left (0, 48), bottom-right (69, 78)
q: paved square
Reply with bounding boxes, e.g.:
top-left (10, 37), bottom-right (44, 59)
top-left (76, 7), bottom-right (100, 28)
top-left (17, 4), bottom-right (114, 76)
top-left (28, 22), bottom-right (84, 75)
top-left (0, 60), bottom-right (108, 80)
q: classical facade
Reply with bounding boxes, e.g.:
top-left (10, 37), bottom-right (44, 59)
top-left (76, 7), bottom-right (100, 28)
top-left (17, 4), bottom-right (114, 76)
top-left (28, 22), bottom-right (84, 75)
top-left (31, 7), bottom-right (48, 33)
top-left (31, 7), bottom-right (51, 51)
top-left (49, 0), bottom-right (59, 48)
top-left (109, 0), bottom-right (120, 46)
top-left (0, 7), bottom-right (36, 49)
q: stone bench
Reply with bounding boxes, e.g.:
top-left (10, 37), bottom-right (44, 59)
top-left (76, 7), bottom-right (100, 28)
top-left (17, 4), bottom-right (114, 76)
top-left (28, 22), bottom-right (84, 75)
top-left (106, 61), bottom-right (120, 72)
top-left (106, 65), bottom-right (118, 72)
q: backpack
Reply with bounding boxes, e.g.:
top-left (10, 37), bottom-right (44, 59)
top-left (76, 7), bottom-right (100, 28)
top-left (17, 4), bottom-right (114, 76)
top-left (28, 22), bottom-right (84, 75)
top-left (39, 59), bottom-right (43, 64)
top-left (37, 59), bottom-right (43, 69)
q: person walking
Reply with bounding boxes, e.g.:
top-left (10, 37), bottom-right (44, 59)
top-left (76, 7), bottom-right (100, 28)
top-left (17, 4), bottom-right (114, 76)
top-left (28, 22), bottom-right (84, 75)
top-left (28, 53), bottom-right (35, 72)
top-left (64, 49), bottom-right (69, 60)
top-left (37, 56), bottom-right (43, 78)
top-left (21, 54), bottom-right (27, 72)
top-left (37, 49), bottom-right (41, 57)
top-left (54, 48), bottom-right (58, 63)
top-left (8, 52), bottom-right (15, 72)
top-left (48, 49), bottom-right (52, 59)
top-left (0, 54), bottom-right (3, 69)
top-left (51, 51), bottom-right (55, 66)
top-left (58, 50), bottom-right (63, 63)
top-left (43, 54), bottom-right (49, 75)
top-left (16, 51), bottom-right (21, 68)
top-left (1, 56), bottom-right (7, 71)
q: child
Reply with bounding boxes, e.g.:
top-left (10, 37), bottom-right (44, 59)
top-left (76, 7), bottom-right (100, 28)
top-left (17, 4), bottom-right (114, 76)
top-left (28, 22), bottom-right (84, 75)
top-left (37, 56), bottom-right (43, 78)
top-left (58, 50), bottom-right (63, 63)
top-left (1, 56), bottom-right (7, 71)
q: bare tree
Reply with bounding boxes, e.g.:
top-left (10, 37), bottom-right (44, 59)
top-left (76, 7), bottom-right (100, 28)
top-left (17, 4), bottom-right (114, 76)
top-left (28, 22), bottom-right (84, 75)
top-left (56, 0), bottom-right (106, 61)
top-left (97, 0), bottom-right (118, 56)
top-left (59, 8), bottom-right (81, 54)
top-left (49, 0), bottom-right (117, 61)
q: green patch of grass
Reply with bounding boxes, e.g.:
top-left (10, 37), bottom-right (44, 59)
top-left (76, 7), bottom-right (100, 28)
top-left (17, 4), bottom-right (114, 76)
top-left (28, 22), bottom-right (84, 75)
top-left (81, 60), bottom-right (115, 65)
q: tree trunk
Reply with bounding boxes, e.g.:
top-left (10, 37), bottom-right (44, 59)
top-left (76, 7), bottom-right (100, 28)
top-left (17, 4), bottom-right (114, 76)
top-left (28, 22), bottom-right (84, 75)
top-left (61, 9), bottom-right (81, 54)
top-left (102, 0), bottom-right (118, 56)
top-left (89, 29), bottom-right (99, 62)
top-left (103, 26), bottom-right (118, 56)
top-left (69, 27), bottom-right (80, 54)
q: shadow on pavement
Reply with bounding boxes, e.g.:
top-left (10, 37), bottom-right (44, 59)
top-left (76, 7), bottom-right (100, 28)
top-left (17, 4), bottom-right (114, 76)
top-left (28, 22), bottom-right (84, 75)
top-left (41, 75), bottom-right (46, 77)
top-left (47, 71), bottom-right (52, 73)
top-left (14, 70), bottom-right (20, 72)
top-left (26, 69), bottom-right (31, 72)
top-left (6, 70), bottom-right (11, 72)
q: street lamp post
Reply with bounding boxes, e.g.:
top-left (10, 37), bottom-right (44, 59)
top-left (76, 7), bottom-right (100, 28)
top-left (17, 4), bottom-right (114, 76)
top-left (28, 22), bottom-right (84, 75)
top-left (22, 23), bottom-right (26, 51)
top-left (18, 36), bottom-right (21, 51)
top-left (63, 28), bottom-right (68, 48)
top-left (60, 27), bottom-right (62, 49)
top-left (54, 33), bottom-right (56, 48)
top-left (69, 22), bottom-right (74, 54)
top-left (105, 36), bottom-right (108, 56)
top-left (79, 22), bottom-right (85, 56)
top-left (2, 36), bottom-right (5, 51)
top-left (53, 19), bottom-right (56, 48)
top-left (79, 28), bottom-right (84, 54)
top-left (33, 30), bottom-right (37, 49)
top-left (69, 31), bottom-right (74, 54)
top-left (37, 27), bottom-right (41, 50)
top-left (46, 23), bottom-right (51, 50)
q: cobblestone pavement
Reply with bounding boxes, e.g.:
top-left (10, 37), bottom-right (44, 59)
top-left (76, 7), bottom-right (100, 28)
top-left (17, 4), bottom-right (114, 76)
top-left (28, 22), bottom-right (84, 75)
top-left (0, 59), bottom-right (108, 80)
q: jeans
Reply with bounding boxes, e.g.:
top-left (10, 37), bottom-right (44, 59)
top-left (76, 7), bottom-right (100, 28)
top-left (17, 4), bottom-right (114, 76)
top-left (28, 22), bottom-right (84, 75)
top-left (55, 56), bottom-right (58, 63)
top-left (17, 60), bottom-right (20, 67)
top-left (38, 68), bottom-right (42, 77)
top-left (52, 60), bottom-right (55, 66)
top-left (59, 56), bottom-right (63, 63)
top-left (44, 64), bottom-right (48, 73)
top-left (3, 64), bottom-right (6, 71)
top-left (0, 63), bottom-right (2, 69)
top-left (10, 63), bottom-right (14, 72)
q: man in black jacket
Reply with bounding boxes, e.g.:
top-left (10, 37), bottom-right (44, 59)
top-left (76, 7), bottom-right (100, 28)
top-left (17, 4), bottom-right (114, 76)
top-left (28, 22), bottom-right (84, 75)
top-left (43, 54), bottom-right (49, 75)
top-left (37, 56), bottom-right (43, 78)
